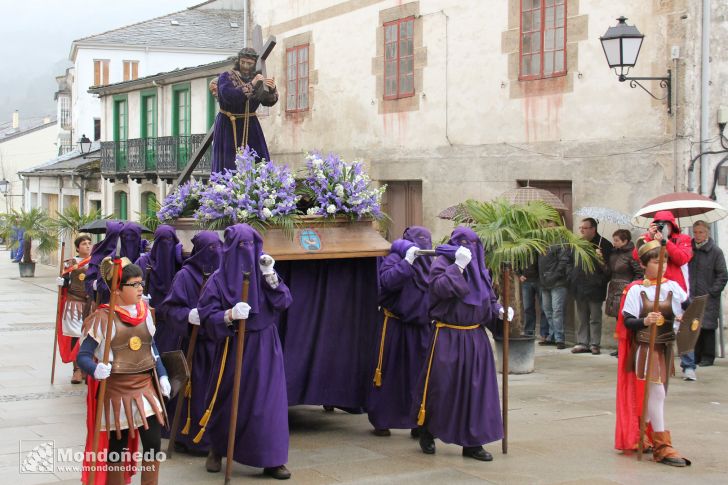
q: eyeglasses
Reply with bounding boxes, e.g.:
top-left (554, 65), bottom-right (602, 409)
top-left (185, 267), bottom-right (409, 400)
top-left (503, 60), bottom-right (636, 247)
top-left (121, 282), bottom-right (145, 289)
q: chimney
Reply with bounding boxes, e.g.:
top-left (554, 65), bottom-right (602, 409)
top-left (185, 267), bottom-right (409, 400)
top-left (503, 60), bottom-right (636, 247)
top-left (12, 110), bottom-right (19, 129)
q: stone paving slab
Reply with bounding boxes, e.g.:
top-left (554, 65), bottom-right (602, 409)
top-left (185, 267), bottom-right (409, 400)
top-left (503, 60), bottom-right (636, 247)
top-left (0, 251), bottom-right (727, 484)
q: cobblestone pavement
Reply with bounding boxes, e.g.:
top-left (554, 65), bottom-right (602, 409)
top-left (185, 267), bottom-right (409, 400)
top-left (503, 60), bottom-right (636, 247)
top-left (0, 251), bottom-right (726, 484)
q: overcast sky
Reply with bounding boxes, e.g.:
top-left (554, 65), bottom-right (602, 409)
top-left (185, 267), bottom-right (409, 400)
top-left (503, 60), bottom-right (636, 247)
top-left (0, 0), bottom-right (197, 125)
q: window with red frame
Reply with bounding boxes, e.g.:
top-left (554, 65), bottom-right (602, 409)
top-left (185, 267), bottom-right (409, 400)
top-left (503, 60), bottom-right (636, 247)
top-left (520, 0), bottom-right (566, 80)
top-left (286, 45), bottom-right (309, 112)
top-left (384, 17), bottom-right (414, 99)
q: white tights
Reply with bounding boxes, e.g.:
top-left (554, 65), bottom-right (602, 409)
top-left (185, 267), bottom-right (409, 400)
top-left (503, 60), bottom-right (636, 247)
top-left (646, 382), bottom-right (666, 432)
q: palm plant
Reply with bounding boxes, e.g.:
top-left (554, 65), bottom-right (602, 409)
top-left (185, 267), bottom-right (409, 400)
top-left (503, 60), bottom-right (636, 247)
top-left (53, 206), bottom-right (110, 240)
top-left (137, 195), bottom-right (162, 235)
top-left (1, 208), bottom-right (58, 264)
top-left (454, 198), bottom-right (598, 336)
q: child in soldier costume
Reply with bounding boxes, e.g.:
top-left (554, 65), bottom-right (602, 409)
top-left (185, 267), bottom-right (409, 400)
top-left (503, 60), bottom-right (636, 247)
top-left (78, 257), bottom-right (171, 484)
top-left (615, 239), bottom-right (690, 466)
top-left (56, 234), bottom-right (93, 383)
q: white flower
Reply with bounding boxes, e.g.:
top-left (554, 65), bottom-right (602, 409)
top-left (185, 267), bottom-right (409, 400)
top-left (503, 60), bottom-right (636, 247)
top-left (306, 207), bottom-right (320, 215)
top-left (311, 158), bottom-right (322, 168)
top-left (334, 184), bottom-right (345, 197)
top-left (263, 197), bottom-right (276, 208)
top-left (237, 209), bottom-right (249, 219)
top-left (326, 204), bottom-right (337, 214)
top-left (215, 184), bottom-right (226, 193)
top-left (262, 207), bottom-right (272, 218)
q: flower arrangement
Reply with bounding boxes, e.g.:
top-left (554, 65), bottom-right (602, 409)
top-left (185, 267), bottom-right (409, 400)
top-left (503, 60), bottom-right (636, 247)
top-left (194, 147), bottom-right (299, 229)
top-left (156, 179), bottom-right (204, 223)
top-left (299, 152), bottom-right (386, 220)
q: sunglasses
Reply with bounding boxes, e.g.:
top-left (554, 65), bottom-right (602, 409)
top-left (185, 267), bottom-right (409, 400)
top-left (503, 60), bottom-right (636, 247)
top-left (121, 282), bottom-right (145, 289)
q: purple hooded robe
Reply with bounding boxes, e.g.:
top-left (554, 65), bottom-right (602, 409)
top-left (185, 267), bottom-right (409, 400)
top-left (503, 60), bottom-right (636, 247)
top-left (197, 224), bottom-right (291, 468)
top-left (367, 227), bottom-right (434, 430)
top-left (414, 226), bottom-right (504, 447)
top-left (135, 225), bottom-right (184, 354)
top-left (157, 231), bottom-right (221, 452)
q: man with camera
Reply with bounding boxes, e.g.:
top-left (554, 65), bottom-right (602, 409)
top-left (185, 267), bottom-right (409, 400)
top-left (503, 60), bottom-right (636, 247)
top-left (633, 211), bottom-right (693, 293)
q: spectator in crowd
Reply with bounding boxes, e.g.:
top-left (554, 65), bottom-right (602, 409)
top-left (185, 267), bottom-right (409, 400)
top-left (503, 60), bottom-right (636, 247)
top-left (681, 220), bottom-right (728, 380)
top-left (604, 229), bottom-right (643, 357)
top-left (538, 223), bottom-right (572, 350)
top-left (570, 218), bottom-right (613, 355)
top-left (518, 258), bottom-right (548, 338)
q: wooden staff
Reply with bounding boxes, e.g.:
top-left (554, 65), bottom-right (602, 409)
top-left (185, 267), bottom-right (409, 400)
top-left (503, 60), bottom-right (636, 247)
top-left (224, 272), bottom-right (251, 485)
top-left (501, 262), bottom-right (511, 455)
top-left (51, 242), bottom-right (66, 384)
top-left (88, 260), bottom-right (121, 485)
top-left (638, 241), bottom-right (667, 460)
top-left (167, 273), bottom-right (210, 458)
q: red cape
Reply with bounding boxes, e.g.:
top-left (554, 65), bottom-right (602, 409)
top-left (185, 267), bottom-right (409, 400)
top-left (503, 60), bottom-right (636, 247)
top-left (56, 287), bottom-right (80, 364)
top-left (614, 280), bottom-right (652, 450)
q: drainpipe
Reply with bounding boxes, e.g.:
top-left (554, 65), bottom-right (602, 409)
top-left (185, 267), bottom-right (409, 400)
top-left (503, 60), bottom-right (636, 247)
top-left (243, 0), bottom-right (248, 47)
top-left (700, 0), bottom-right (711, 195)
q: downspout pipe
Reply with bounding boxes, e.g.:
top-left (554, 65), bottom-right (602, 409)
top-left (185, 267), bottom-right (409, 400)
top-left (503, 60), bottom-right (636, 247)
top-left (699, 0), bottom-right (711, 195)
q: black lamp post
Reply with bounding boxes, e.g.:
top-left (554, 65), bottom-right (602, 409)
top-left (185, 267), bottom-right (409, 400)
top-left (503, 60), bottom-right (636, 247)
top-left (79, 134), bottom-right (92, 157)
top-left (600, 16), bottom-right (672, 114)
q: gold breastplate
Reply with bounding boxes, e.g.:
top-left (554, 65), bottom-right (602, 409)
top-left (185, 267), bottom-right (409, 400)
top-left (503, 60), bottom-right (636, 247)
top-left (637, 290), bottom-right (676, 344)
top-left (109, 316), bottom-right (155, 374)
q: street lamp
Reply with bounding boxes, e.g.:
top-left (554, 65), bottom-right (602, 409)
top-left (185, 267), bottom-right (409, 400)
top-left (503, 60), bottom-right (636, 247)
top-left (600, 16), bottom-right (672, 114)
top-left (79, 134), bottom-right (92, 157)
top-left (0, 179), bottom-right (8, 194)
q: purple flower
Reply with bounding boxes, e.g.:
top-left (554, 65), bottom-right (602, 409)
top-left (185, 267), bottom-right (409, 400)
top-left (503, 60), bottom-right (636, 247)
top-left (301, 152), bottom-right (385, 219)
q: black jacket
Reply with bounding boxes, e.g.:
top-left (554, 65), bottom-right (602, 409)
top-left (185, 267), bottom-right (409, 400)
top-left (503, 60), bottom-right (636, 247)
top-left (570, 233), bottom-right (613, 301)
top-left (688, 238), bottom-right (728, 329)
top-left (538, 244), bottom-right (571, 289)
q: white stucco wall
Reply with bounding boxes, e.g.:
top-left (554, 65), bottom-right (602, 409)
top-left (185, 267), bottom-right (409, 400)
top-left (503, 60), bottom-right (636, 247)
top-left (0, 123), bottom-right (59, 212)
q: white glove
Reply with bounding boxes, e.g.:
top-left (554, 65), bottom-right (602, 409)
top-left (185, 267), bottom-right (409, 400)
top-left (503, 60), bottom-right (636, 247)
top-left (93, 279), bottom-right (98, 291)
top-left (231, 301), bottom-right (251, 321)
top-left (404, 246), bottom-right (418, 265)
top-left (188, 308), bottom-right (200, 326)
top-left (56, 276), bottom-right (65, 287)
top-left (142, 294), bottom-right (152, 303)
top-left (499, 306), bottom-right (515, 322)
top-left (455, 247), bottom-right (472, 269)
top-left (259, 254), bottom-right (275, 275)
top-left (159, 375), bottom-right (171, 398)
top-left (93, 362), bottom-right (112, 380)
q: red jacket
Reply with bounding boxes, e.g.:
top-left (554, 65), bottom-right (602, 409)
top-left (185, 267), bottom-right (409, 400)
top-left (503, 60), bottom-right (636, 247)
top-left (633, 210), bottom-right (693, 291)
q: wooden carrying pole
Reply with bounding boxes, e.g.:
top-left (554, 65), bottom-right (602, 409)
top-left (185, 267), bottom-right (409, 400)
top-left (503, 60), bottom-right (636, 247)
top-left (224, 273), bottom-right (251, 485)
top-left (167, 274), bottom-right (210, 458)
top-left (51, 242), bottom-right (66, 384)
top-left (638, 242), bottom-right (667, 460)
top-left (88, 260), bottom-right (121, 485)
top-left (501, 263), bottom-right (511, 454)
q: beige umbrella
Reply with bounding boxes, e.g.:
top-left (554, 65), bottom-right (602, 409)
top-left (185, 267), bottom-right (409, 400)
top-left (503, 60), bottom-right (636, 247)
top-left (497, 186), bottom-right (568, 211)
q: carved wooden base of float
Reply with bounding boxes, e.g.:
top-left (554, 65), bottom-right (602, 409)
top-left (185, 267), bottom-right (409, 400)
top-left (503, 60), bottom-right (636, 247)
top-left (172, 216), bottom-right (391, 261)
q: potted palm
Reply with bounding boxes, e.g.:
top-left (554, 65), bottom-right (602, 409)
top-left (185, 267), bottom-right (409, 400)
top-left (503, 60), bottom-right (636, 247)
top-left (455, 199), bottom-right (597, 373)
top-left (53, 206), bottom-right (109, 241)
top-left (0, 208), bottom-right (59, 277)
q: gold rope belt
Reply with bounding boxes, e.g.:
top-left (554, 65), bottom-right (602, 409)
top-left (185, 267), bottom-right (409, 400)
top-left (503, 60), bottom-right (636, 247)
top-left (220, 102), bottom-right (255, 151)
top-left (192, 337), bottom-right (230, 444)
top-left (373, 308), bottom-right (398, 388)
top-left (417, 322), bottom-right (481, 426)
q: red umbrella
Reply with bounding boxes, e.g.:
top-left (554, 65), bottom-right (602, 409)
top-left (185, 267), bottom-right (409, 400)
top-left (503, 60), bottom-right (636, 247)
top-left (632, 192), bottom-right (728, 227)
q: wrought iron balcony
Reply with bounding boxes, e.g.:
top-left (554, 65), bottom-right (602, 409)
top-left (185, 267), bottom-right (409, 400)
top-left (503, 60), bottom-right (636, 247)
top-left (100, 135), bottom-right (212, 183)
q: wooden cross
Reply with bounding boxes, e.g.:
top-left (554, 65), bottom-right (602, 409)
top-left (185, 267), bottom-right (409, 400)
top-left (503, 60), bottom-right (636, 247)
top-left (252, 24), bottom-right (276, 79)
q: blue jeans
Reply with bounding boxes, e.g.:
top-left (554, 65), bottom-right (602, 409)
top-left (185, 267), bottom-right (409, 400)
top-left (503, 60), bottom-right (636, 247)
top-left (541, 286), bottom-right (567, 343)
top-left (521, 281), bottom-right (548, 337)
top-left (680, 351), bottom-right (696, 371)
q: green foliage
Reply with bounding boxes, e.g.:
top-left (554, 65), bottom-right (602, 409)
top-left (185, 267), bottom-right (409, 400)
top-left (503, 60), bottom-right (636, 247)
top-left (0, 208), bottom-right (59, 263)
top-left (53, 206), bottom-right (110, 240)
top-left (137, 195), bottom-right (162, 235)
top-left (455, 198), bottom-right (598, 282)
